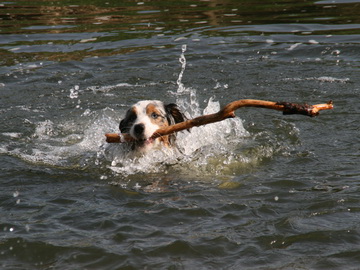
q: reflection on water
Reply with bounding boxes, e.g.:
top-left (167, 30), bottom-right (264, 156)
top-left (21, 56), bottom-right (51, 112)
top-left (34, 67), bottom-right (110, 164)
top-left (1, 0), bottom-right (360, 269)
top-left (1, 0), bottom-right (359, 65)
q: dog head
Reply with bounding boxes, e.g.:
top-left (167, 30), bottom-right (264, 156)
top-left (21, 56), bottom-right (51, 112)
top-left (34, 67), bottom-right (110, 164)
top-left (119, 100), bottom-right (186, 152)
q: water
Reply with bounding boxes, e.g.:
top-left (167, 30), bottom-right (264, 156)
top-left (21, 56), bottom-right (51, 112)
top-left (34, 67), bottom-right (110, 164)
top-left (1, 0), bottom-right (359, 269)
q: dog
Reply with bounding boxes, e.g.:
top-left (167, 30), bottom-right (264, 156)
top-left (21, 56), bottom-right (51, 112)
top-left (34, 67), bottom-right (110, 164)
top-left (119, 100), bottom-right (187, 152)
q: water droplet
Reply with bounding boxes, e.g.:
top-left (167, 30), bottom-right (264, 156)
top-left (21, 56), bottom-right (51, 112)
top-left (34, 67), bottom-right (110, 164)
top-left (69, 88), bottom-right (79, 99)
top-left (134, 183), bottom-right (141, 189)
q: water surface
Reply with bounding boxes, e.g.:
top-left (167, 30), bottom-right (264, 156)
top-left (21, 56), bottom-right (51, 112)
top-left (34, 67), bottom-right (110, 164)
top-left (1, 0), bottom-right (360, 269)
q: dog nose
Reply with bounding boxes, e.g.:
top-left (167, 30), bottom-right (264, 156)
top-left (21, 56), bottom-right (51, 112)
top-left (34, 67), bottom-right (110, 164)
top-left (134, 123), bottom-right (145, 135)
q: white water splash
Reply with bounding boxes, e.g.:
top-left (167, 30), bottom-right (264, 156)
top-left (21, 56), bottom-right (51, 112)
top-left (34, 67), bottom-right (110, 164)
top-left (101, 94), bottom-right (250, 178)
top-left (1, 108), bottom-right (119, 168)
top-left (176, 44), bottom-right (187, 94)
top-left (69, 85), bottom-right (79, 99)
top-left (101, 46), bottom-right (252, 178)
top-left (1, 46), bottom-right (288, 182)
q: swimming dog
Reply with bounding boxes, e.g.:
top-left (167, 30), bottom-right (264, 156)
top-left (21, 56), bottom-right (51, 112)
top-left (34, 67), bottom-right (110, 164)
top-left (119, 100), bottom-right (187, 152)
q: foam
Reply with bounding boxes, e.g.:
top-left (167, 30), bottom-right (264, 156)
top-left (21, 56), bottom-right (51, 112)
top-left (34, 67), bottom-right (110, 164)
top-left (1, 87), bottom-right (284, 182)
top-left (100, 92), bottom-right (251, 179)
top-left (1, 46), bottom-right (293, 182)
top-left (283, 76), bottom-right (350, 83)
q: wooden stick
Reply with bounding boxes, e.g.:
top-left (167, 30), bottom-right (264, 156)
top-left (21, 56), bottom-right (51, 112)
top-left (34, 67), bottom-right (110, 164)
top-left (105, 99), bottom-right (333, 143)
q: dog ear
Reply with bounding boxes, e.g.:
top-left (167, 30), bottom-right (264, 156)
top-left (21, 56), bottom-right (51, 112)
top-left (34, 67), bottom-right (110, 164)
top-left (165, 103), bottom-right (187, 125)
top-left (119, 119), bottom-right (127, 133)
top-left (119, 109), bottom-right (137, 133)
top-left (165, 103), bottom-right (189, 146)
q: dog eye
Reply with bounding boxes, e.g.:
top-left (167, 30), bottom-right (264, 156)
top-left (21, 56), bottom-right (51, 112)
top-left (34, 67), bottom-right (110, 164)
top-left (151, 112), bottom-right (159, 119)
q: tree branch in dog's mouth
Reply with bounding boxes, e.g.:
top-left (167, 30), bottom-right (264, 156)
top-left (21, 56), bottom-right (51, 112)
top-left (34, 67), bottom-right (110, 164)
top-left (105, 99), bottom-right (334, 143)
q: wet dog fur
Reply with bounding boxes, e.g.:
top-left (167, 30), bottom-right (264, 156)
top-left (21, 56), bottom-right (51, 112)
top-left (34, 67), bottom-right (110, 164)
top-left (119, 100), bottom-right (187, 152)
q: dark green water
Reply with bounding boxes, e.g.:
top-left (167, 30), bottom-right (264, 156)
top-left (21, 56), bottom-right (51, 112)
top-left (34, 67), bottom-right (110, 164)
top-left (1, 0), bottom-right (359, 269)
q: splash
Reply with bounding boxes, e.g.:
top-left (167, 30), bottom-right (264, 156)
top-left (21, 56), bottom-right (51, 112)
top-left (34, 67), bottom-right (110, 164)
top-left (176, 44), bottom-right (187, 93)
top-left (101, 46), bottom-right (255, 180)
top-left (0, 46), bottom-right (297, 185)
top-left (102, 95), bottom-right (251, 179)
top-left (1, 108), bottom-right (119, 169)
